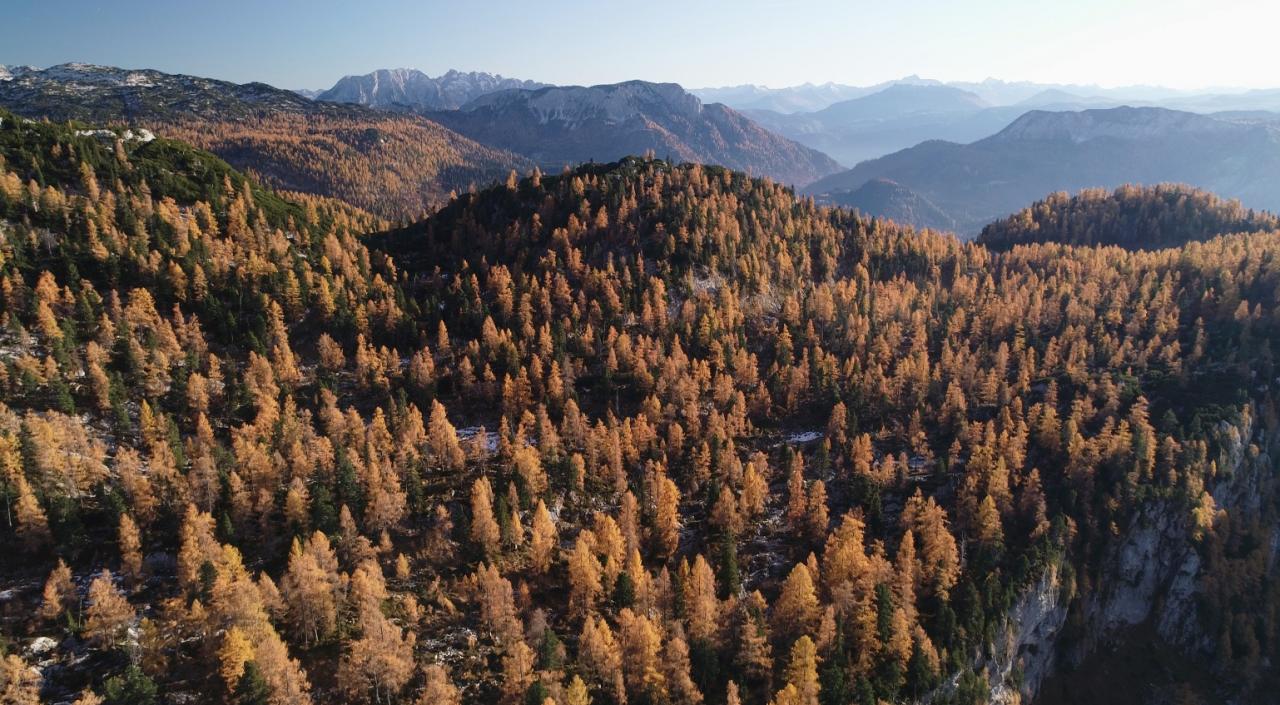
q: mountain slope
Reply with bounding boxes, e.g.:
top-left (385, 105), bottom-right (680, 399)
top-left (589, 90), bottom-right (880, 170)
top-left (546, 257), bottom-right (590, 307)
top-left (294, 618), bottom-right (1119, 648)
top-left (691, 81), bottom-right (883, 113)
top-left (826, 177), bottom-right (956, 231)
top-left (426, 80), bottom-right (843, 185)
top-left (807, 106), bottom-right (1280, 235)
top-left (814, 83), bottom-right (988, 122)
top-left (317, 68), bottom-right (547, 111)
top-left (0, 63), bottom-right (531, 218)
top-left (747, 84), bottom-right (1023, 166)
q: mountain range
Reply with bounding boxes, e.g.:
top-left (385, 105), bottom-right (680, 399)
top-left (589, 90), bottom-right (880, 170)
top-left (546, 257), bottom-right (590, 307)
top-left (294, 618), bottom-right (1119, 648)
top-left (0, 64), bottom-right (843, 206)
top-left (425, 80), bottom-right (844, 185)
top-left (0, 61), bottom-right (339, 121)
top-left (694, 75), bottom-right (1254, 113)
top-left (10, 63), bottom-right (1280, 239)
top-left (316, 68), bottom-right (548, 111)
top-left (0, 63), bottom-right (531, 218)
top-left (743, 84), bottom-right (1024, 166)
top-left (806, 106), bottom-right (1280, 235)
top-left (705, 78), bottom-right (1280, 169)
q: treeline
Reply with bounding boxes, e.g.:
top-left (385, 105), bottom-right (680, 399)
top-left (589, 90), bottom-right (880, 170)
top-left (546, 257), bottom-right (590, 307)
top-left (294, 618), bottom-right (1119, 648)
top-left (978, 183), bottom-right (1280, 251)
top-left (0, 120), bottom-right (1276, 705)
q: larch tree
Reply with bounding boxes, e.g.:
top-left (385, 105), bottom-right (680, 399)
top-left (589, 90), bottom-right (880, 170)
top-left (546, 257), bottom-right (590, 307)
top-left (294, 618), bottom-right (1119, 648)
top-left (618, 608), bottom-right (667, 701)
top-left (684, 554), bottom-right (720, 645)
top-left (251, 627), bottom-right (314, 705)
top-left (500, 640), bottom-right (536, 704)
top-left (513, 444), bottom-right (548, 497)
top-left (280, 532), bottom-right (342, 646)
top-left (39, 558), bottom-right (76, 623)
top-left (530, 499), bottom-right (558, 574)
top-left (0, 653), bottom-right (42, 705)
top-left (84, 570), bottom-right (135, 650)
top-left (785, 452), bottom-right (807, 534)
top-left (476, 562), bottom-right (523, 647)
top-left (975, 494), bottom-right (1005, 549)
top-left (806, 480), bottom-right (830, 544)
top-left (417, 664), bottom-right (461, 705)
top-left (563, 675), bottom-right (591, 705)
top-left (663, 625), bottom-right (704, 705)
top-left (783, 635), bottom-right (820, 705)
top-left (361, 457), bottom-right (406, 534)
top-left (118, 513), bottom-right (144, 583)
top-left (769, 684), bottom-right (801, 705)
top-left (741, 461), bottom-right (768, 519)
top-left (772, 563), bottom-right (819, 646)
top-left (427, 400), bottom-right (466, 471)
top-left (734, 591), bottom-right (774, 688)
top-left (901, 490), bottom-right (961, 599)
top-left (1019, 467), bottom-right (1050, 539)
top-left (470, 476), bottom-right (502, 556)
top-left (652, 472), bottom-right (681, 560)
top-left (578, 615), bottom-right (622, 688)
top-left (218, 626), bottom-right (255, 692)
top-left (895, 529), bottom-right (919, 623)
top-left (338, 593), bottom-right (416, 705)
top-left (567, 532), bottom-right (603, 620)
top-left (13, 476), bottom-right (51, 551)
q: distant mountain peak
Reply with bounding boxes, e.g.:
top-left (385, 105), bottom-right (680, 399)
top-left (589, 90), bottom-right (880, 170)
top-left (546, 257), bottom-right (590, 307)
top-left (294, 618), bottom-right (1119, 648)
top-left (461, 80), bottom-right (702, 126)
top-left (0, 62), bottom-right (333, 121)
top-left (826, 177), bottom-right (956, 231)
top-left (317, 68), bottom-right (548, 111)
top-left (806, 105), bottom-right (1280, 236)
top-left (428, 79), bottom-right (842, 185)
top-left (993, 106), bottom-right (1239, 143)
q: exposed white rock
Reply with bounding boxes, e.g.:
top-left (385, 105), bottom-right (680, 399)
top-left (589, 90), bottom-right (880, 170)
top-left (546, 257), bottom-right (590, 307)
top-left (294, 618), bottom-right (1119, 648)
top-left (25, 635), bottom-right (58, 657)
top-left (979, 414), bottom-right (1272, 704)
top-left (785, 430), bottom-right (823, 444)
top-left (989, 563), bottom-right (1068, 705)
top-left (318, 68), bottom-right (547, 111)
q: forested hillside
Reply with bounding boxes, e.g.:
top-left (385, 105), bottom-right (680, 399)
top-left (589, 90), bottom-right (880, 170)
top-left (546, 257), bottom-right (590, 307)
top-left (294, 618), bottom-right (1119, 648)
top-left (162, 114), bottom-right (527, 222)
top-left (978, 184), bottom-right (1280, 251)
top-left (0, 113), bottom-right (1277, 705)
top-left (0, 64), bottom-right (531, 220)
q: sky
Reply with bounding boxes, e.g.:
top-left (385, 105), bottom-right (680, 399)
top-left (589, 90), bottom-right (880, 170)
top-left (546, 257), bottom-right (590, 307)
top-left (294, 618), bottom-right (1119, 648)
top-left (1, 0), bottom-right (1276, 91)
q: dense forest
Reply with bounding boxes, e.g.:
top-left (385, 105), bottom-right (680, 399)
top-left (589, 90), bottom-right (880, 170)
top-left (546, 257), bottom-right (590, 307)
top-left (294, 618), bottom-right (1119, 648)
top-left (163, 113), bottom-right (531, 222)
top-left (978, 184), bottom-right (1280, 251)
top-left (0, 109), bottom-right (1277, 705)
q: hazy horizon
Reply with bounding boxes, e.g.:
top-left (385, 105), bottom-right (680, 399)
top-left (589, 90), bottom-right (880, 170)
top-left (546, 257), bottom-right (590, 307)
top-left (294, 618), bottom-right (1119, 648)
top-left (3, 0), bottom-right (1277, 92)
top-left (2, 60), bottom-right (1266, 97)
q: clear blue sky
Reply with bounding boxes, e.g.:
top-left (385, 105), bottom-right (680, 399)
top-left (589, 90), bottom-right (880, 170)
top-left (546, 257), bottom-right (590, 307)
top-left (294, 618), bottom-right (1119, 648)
top-left (2, 0), bottom-right (1275, 90)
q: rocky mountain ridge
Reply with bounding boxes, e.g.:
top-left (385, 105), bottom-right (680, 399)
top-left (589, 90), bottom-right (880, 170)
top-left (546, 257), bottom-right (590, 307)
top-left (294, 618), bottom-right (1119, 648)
top-left (317, 67), bottom-right (547, 111)
top-left (429, 80), bottom-right (843, 185)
